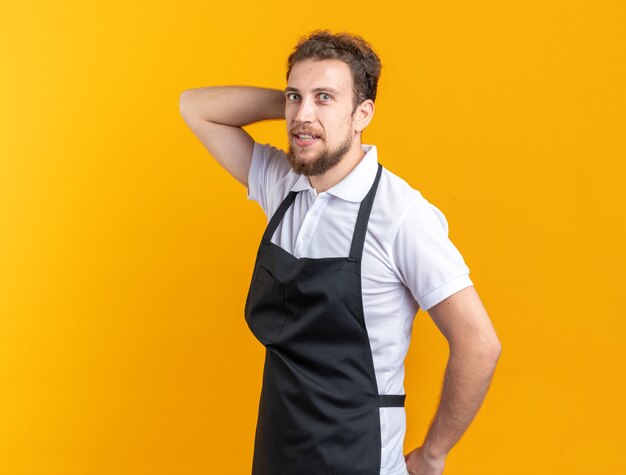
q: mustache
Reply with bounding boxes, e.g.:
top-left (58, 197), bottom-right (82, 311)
top-left (289, 127), bottom-right (323, 137)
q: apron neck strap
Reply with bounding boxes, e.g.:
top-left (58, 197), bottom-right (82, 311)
top-left (262, 190), bottom-right (298, 243)
top-left (262, 163), bottom-right (384, 258)
top-left (349, 163), bottom-right (383, 261)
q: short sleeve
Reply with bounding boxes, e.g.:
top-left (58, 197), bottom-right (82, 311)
top-left (391, 199), bottom-right (473, 311)
top-left (247, 142), bottom-right (292, 216)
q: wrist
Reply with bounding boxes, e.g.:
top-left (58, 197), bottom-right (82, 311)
top-left (269, 88), bottom-right (286, 119)
top-left (421, 440), bottom-right (448, 464)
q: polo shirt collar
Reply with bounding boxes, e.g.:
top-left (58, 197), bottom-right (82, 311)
top-left (290, 144), bottom-right (378, 203)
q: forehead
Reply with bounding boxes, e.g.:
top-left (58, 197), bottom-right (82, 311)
top-left (287, 58), bottom-right (353, 93)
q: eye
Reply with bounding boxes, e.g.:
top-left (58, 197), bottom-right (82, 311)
top-left (319, 93), bottom-right (332, 101)
top-left (286, 92), bottom-right (300, 101)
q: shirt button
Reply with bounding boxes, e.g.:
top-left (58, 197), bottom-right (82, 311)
top-left (302, 234), bottom-right (308, 240)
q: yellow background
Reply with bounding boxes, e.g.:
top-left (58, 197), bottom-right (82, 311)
top-left (1, 1), bottom-right (625, 473)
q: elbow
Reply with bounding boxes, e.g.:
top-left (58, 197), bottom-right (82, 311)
top-left (483, 337), bottom-right (502, 367)
top-left (179, 90), bottom-right (191, 117)
top-left (453, 335), bottom-right (502, 366)
top-left (489, 339), bottom-right (502, 362)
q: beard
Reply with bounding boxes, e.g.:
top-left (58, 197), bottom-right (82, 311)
top-left (286, 129), bottom-right (353, 176)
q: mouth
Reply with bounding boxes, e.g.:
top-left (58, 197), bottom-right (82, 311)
top-left (292, 133), bottom-right (321, 148)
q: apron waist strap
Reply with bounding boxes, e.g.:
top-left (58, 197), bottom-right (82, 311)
top-left (378, 394), bottom-right (406, 407)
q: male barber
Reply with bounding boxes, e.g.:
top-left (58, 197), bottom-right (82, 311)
top-left (180, 30), bottom-right (501, 475)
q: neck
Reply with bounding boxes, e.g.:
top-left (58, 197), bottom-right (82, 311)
top-left (309, 142), bottom-right (366, 193)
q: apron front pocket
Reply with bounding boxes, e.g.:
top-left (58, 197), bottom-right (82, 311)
top-left (245, 265), bottom-right (288, 346)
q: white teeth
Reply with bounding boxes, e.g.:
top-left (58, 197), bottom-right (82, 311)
top-left (298, 134), bottom-right (314, 139)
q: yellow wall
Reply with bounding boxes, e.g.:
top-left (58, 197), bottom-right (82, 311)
top-left (1, 1), bottom-right (625, 473)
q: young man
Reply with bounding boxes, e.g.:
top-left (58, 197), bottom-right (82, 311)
top-left (179, 30), bottom-right (501, 475)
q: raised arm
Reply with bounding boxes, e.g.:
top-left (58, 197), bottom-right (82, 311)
top-left (405, 286), bottom-right (502, 475)
top-left (179, 86), bottom-right (285, 187)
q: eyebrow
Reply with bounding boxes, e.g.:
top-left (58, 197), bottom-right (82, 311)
top-left (284, 87), bottom-right (340, 95)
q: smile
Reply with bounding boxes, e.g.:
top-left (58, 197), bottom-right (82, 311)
top-left (294, 134), bottom-right (320, 148)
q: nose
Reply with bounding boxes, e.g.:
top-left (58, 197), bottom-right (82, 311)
top-left (293, 96), bottom-right (316, 123)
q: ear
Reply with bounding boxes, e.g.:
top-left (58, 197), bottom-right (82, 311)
top-left (353, 99), bottom-right (375, 133)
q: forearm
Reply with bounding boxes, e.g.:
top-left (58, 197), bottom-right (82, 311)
top-left (421, 344), bottom-right (500, 461)
top-left (179, 86), bottom-right (285, 126)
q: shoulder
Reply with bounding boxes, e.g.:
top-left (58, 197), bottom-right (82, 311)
top-left (376, 167), bottom-right (472, 310)
top-left (372, 165), bottom-right (445, 240)
top-left (248, 142), bottom-right (300, 218)
top-left (250, 142), bottom-right (291, 183)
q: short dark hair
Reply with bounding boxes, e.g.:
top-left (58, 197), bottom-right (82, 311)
top-left (286, 30), bottom-right (382, 112)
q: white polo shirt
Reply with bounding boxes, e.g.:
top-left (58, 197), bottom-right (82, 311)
top-left (246, 141), bottom-right (473, 475)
